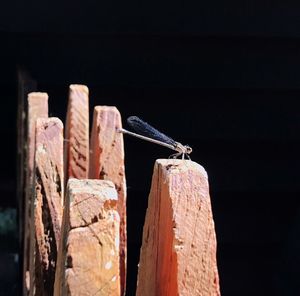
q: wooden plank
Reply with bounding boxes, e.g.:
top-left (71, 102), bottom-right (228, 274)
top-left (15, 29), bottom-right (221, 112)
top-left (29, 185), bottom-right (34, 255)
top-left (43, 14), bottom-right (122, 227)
top-left (24, 92), bottom-right (48, 294)
top-left (136, 159), bottom-right (220, 296)
top-left (30, 117), bottom-right (64, 296)
top-left (54, 178), bottom-right (120, 296)
top-left (89, 106), bottom-right (127, 295)
top-left (65, 84), bottom-right (89, 180)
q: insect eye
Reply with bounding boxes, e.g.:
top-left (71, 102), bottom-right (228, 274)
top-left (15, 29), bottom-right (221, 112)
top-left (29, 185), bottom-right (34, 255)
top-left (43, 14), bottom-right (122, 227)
top-left (186, 146), bottom-right (192, 154)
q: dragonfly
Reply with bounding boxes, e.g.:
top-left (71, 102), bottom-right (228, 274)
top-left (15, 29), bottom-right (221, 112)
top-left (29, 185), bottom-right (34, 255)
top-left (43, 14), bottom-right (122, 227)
top-left (118, 116), bottom-right (192, 159)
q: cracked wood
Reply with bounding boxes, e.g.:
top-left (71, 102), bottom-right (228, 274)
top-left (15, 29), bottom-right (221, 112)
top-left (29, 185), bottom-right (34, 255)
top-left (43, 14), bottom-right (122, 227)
top-left (65, 84), bottom-right (89, 180)
top-left (24, 92), bottom-right (48, 294)
top-left (136, 159), bottom-right (220, 296)
top-left (31, 117), bottom-right (64, 296)
top-left (54, 179), bottom-right (120, 296)
top-left (89, 106), bottom-right (127, 296)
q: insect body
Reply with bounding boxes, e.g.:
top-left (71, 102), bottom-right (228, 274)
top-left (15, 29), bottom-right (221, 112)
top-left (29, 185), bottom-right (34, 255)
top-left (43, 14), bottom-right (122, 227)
top-left (119, 116), bottom-right (192, 159)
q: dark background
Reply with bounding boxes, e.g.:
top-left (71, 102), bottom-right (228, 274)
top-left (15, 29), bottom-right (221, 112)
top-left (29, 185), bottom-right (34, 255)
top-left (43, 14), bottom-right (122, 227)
top-left (1, 1), bottom-right (300, 295)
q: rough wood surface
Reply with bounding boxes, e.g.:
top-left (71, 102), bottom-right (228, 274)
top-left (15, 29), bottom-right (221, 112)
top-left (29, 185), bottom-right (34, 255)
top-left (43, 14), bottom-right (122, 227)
top-left (136, 159), bottom-right (220, 296)
top-left (24, 93), bottom-right (48, 293)
top-left (89, 106), bottom-right (127, 295)
top-left (65, 84), bottom-right (89, 180)
top-left (54, 179), bottom-right (120, 296)
top-left (30, 117), bottom-right (64, 296)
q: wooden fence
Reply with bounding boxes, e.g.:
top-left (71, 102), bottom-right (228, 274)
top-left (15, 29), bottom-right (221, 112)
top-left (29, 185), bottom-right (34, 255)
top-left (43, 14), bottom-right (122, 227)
top-left (17, 71), bottom-right (220, 295)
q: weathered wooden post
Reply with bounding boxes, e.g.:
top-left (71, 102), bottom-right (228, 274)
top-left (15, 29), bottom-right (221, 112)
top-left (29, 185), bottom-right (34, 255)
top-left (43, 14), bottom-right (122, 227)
top-left (89, 106), bottom-right (127, 295)
top-left (136, 159), bottom-right (220, 296)
top-left (64, 84), bottom-right (89, 180)
top-left (31, 118), bottom-right (64, 295)
top-left (24, 92), bottom-right (49, 294)
top-left (54, 179), bottom-right (120, 295)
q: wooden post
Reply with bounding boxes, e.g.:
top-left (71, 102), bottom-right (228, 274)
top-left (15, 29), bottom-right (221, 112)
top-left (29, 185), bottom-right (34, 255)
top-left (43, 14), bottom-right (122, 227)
top-left (16, 70), bottom-right (37, 295)
top-left (24, 93), bottom-right (48, 293)
top-left (136, 159), bottom-right (220, 296)
top-left (54, 179), bottom-right (120, 296)
top-left (89, 106), bottom-right (127, 295)
top-left (65, 84), bottom-right (89, 180)
top-left (30, 118), bottom-right (64, 296)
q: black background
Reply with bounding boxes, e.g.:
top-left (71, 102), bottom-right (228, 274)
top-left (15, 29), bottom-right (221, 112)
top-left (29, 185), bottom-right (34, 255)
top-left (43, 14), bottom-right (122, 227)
top-left (1, 1), bottom-right (300, 295)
